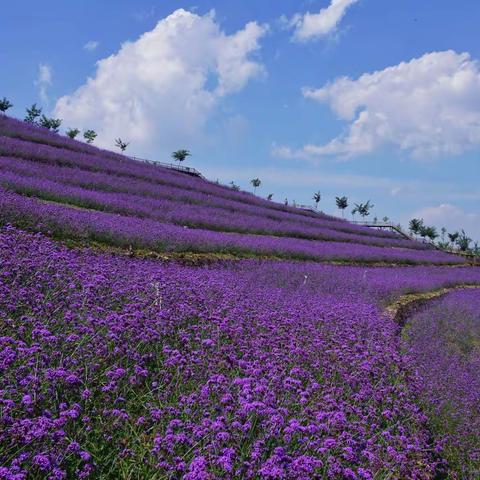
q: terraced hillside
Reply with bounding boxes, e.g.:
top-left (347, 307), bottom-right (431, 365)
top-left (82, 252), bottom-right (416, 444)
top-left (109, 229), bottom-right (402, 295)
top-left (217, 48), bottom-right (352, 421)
top-left (0, 116), bottom-right (465, 265)
top-left (1, 115), bottom-right (479, 479)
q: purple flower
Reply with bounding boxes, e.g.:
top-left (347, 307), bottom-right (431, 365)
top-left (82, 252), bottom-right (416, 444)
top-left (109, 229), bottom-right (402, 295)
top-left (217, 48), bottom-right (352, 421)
top-left (32, 454), bottom-right (50, 470)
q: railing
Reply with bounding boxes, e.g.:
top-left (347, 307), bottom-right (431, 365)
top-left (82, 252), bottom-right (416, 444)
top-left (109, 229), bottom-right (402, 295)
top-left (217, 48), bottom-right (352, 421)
top-left (349, 220), bottom-right (415, 240)
top-left (352, 221), bottom-right (478, 263)
top-left (117, 158), bottom-right (480, 264)
top-left (297, 204), bottom-right (318, 213)
top-left (128, 155), bottom-right (205, 179)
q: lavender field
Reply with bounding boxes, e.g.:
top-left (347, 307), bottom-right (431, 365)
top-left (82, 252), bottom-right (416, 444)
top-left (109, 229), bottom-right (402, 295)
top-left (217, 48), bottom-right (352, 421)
top-left (0, 117), bottom-right (466, 265)
top-left (1, 116), bottom-right (479, 479)
top-left (2, 226), bottom-right (480, 479)
top-left (403, 289), bottom-right (480, 478)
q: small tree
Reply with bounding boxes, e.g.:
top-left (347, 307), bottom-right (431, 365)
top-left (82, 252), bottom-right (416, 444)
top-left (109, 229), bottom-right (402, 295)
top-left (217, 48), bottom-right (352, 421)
top-left (229, 181), bottom-right (240, 192)
top-left (437, 240), bottom-right (450, 250)
top-left (351, 206), bottom-right (358, 221)
top-left (448, 231), bottom-right (459, 247)
top-left (39, 115), bottom-right (51, 129)
top-left (355, 201), bottom-right (374, 220)
top-left (409, 218), bottom-right (423, 237)
top-left (425, 226), bottom-right (438, 242)
top-left (39, 115), bottom-right (62, 133)
top-left (313, 191), bottom-right (321, 210)
top-left (172, 149), bottom-right (191, 163)
top-left (335, 196), bottom-right (348, 217)
top-left (250, 178), bottom-right (261, 194)
top-left (25, 103), bottom-right (42, 124)
top-left (418, 225), bottom-right (428, 240)
top-left (418, 225), bottom-right (438, 243)
top-left (48, 118), bottom-right (62, 133)
top-left (362, 200), bottom-right (374, 219)
top-left (115, 138), bottom-right (129, 152)
top-left (284, 198), bottom-right (288, 206)
top-left (66, 128), bottom-right (80, 139)
top-left (267, 193), bottom-right (273, 201)
top-left (0, 97), bottom-right (13, 114)
top-left (440, 227), bottom-right (447, 243)
top-left (38, 115), bottom-right (50, 130)
top-left (456, 230), bottom-right (471, 252)
top-left (473, 241), bottom-right (480, 257)
top-left (382, 216), bottom-right (389, 223)
top-left (83, 129), bottom-right (97, 144)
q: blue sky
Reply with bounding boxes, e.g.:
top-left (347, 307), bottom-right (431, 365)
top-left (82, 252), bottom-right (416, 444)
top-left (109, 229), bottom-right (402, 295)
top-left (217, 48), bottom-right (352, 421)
top-left (1, 0), bottom-right (479, 240)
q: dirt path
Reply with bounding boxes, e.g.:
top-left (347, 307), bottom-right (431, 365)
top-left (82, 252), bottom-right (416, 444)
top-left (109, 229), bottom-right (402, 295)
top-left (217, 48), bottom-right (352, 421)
top-left (386, 284), bottom-right (480, 328)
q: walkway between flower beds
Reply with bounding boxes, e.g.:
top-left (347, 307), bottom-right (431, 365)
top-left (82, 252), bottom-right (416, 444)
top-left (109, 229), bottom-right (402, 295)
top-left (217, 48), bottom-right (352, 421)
top-left (60, 236), bottom-right (479, 268)
top-left (388, 285), bottom-right (480, 478)
top-left (386, 284), bottom-right (480, 327)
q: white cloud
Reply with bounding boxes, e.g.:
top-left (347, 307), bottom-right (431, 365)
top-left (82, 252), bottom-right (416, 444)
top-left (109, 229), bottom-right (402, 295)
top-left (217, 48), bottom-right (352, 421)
top-left (278, 51), bottom-right (480, 161)
top-left (35, 64), bottom-right (52, 105)
top-left (83, 40), bottom-right (99, 52)
top-left (54, 9), bottom-right (267, 154)
top-left (133, 7), bottom-right (156, 22)
top-left (288, 0), bottom-right (359, 42)
top-left (412, 203), bottom-right (480, 242)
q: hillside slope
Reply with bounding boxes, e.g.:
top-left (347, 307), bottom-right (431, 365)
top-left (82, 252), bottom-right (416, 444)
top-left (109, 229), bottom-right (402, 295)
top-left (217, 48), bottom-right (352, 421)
top-left (1, 116), bottom-right (480, 479)
top-left (0, 116), bottom-right (464, 265)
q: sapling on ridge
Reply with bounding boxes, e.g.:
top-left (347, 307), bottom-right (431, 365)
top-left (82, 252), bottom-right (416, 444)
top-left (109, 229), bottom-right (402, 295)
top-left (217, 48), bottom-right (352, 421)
top-left (250, 178), bottom-right (261, 194)
top-left (115, 138), bottom-right (129, 152)
top-left (83, 129), bottom-right (97, 144)
top-left (0, 97), bottom-right (13, 114)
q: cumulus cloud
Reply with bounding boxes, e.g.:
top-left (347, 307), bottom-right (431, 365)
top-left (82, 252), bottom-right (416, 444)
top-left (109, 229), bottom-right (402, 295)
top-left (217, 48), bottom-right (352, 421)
top-left (36, 64), bottom-right (52, 105)
top-left (288, 0), bottom-right (359, 42)
top-left (272, 142), bottom-right (340, 162)
top-left (277, 51), bottom-right (480, 161)
top-left (83, 40), bottom-right (99, 52)
top-left (55, 9), bottom-right (267, 154)
top-left (412, 203), bottom-right (480, 242)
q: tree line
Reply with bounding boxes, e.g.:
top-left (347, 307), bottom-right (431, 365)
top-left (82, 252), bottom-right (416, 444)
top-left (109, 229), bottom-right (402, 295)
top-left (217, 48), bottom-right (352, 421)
top-left (1, 97), bottom-right (199, 172)
top-left (1, 98), bottom-right (197, 165)
top-left (0, 98), bottom-right (126, 149)
top-left (408, 218), bottom-right (478, 255)
top-left (231, 176), bottom-right (479, 256)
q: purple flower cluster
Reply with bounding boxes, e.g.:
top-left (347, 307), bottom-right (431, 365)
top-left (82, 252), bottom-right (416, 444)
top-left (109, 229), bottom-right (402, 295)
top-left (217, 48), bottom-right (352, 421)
top-left (246, 261), bottom-right (480, 306)
top-left (1, 225), bottom-right (460, 478)
top-left (0, 165), bottom-right (429, 250)
top-left (403, 289), bottom-right (480, 478)
top-left (0, 188), bottom-right (464, 264)
top-left (0, 133), bottom-right (333, 222)
top-left (0, 116), bottom-right (464, 265)
top-left (1, 115), bottom-right (478, 479)
top-left (0, 114), bottom-right (401, 236)
top-left (0, 152), bottom-right (400, 242)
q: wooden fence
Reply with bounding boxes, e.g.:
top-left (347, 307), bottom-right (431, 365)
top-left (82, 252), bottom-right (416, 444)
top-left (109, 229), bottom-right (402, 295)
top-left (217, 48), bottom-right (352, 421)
top-left (128, 156), bottom-right (205, 179)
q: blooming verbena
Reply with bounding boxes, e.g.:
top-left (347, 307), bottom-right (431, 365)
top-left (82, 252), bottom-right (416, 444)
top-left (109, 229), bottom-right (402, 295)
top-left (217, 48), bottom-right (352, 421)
top-left (0, 162), bottom-right (428, 251)
top-left (0, 187), bottom-right (463, 265)
top-left (0, 114), bottom-right (465, 265)
top-left (0, 116), bottom-right (478, 478)
top-left (1, 226), bottom-right (479, 478)
top-left (403, 289), bottom-right (480, 479)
